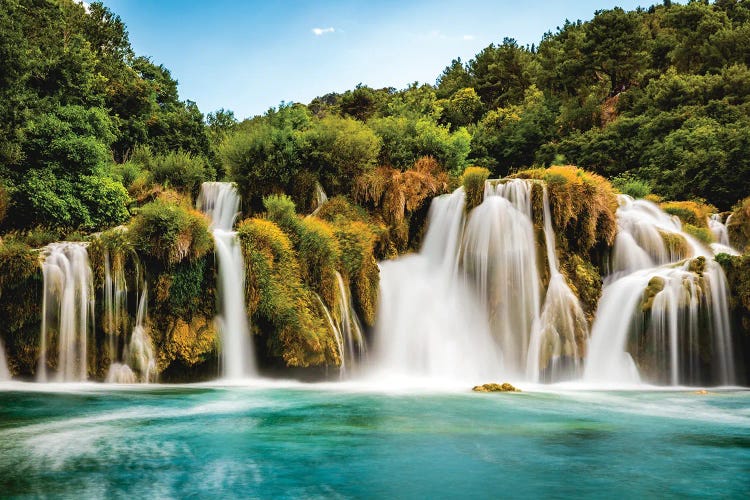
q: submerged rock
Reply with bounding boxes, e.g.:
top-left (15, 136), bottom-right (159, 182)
top-left (472, 382), bottom-right (521, 393)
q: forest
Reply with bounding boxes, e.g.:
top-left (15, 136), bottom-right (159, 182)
top-left (1, 0), bottom-right (749, 380)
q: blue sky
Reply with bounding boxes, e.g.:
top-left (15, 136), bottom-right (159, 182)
top-left (101, 0), bottom-right (652, 119)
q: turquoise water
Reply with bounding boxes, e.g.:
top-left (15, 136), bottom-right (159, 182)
top-left (0, 383), bottom-right (748, 498)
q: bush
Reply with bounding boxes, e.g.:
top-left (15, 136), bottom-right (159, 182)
top-left (78, 175), bottom-right (131, 230)
top-left (0, 241), bottom-right (39, 293)
top-left (461, 166), bottom-right (490, 211)
top-left (129, 200), bottom-right (212, 265)
top-left (611, 173), bottom-right (652, 198)
top-left (149, 151), bottom-right (213, 193)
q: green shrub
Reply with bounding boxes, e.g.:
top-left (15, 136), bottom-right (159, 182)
top-left (612, 173), bottom-right (651, 199)
top-left (129, 200), bottom-right (212, 265)
top-left (78, 175), bottom-right (131, 230)
top-left (149, 151), bottom-right (213, 193)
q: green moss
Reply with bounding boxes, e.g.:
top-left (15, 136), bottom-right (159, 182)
top-left (727, 197), bottom-right (750, 253)
top-left (658, 230), bottom-right (690, 259)
top-left (0, 241), bottom-right (42, 376)
top-left (333, 220), bottom-right (380, 327)
top-left (461, 166), bottom-right (490, 212)
top-left (237, 217), bottom-right (338, 367)
top-left (513, 165), bottom-right (618, 254)
top-left (684, 224), bottom-right (714, 245)
top-left (661, 201), bottom-right (714, 229)
top-left (560, 253), bottom-right (602, 324)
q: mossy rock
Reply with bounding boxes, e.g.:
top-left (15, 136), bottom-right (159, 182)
top-left (472, 382), bottom-right (521, 393)
top-left (661, 200), bottom-right (714, 229)
top-left (157, 317), bottom-right (219, 371)
top-left (727, 197), bottom-right (750, 253)
top-left (658, 230), bottom-right (690, 259)
top-left (237, 217), bottom-right (339, 368)
top-left (513, 165), bottom-right (618, 254)
top-left (560, 253), bottom-right (602, 325)
top-left (461, 166), bottom-right (490, 212)
top-left (641, 276), bottom-right (665, 312)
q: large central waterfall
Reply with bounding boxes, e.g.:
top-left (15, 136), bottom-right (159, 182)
top-left (372, 179), bottom-right (587, 382)
top-left (372, 181), bottom-right (737, 386)
top-left (197, 182), bottom-right (255, 379)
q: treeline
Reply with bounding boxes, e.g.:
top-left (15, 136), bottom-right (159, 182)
top-left (1, 0), bottom-right (750, 240)
top-left (0, 0), bottom-right (210, 231)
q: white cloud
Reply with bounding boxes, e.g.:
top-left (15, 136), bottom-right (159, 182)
top-left (75, 0), bottom-right (91, 13)
top-left (463, 34), bottom-right (475, 41)
top-left (312, 27), bottom-right (335, 36)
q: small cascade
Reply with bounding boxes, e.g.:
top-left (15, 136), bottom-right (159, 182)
top-left (527, 186), bottom-right (588, 382)
top-left (38, 242), bottom-right (94, 382)
top-left (105, 280), bottom-right (155, 383)
top-left (311, 182), bottom-right (328, 215)
top-left (125, 286), bottom-right (155, 382)
top-left (0, 339), bottom-right (9, 380)
top-left (585, 195), bottom-right (735, 385)
top-left (373, 189), bottom-right (503, 381)
top-left (708, 214), bottom-right (730, 247)
top-left (333, 271), bottom-right (366, 374)
top-left (103, 247), bottom-right (129, 363)
top-left (197, 182), bottom-right (255, 379)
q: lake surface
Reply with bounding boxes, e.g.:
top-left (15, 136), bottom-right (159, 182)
top-left (0, 381), bottom-right (748, 498)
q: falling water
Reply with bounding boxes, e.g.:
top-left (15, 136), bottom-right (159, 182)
top-left (585, 196), bottom-right (735, 385)
top-left (311, 182), bottom-right (328, 215)
top-left (197, 182), bottom-right (255, 379)
top-left (462, 181), bottom-right (541, 378)
top-left (527, 186), bottom-right (589, 381)
top-left (708, 214), bottom-right (730, 247)
top-left (38, 243), bottom-right (94, 382)
top-left (373, 189), bottom-right (503, 381)
top-left (105, 277), bottom-right (155, 383)
top-left (0, 339), bottom-right (9, 380)
top-left (103, 247), bottom-right (129, 363)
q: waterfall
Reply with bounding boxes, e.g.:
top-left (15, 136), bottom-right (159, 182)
top-left (311, 182), bottom-right (328, 215)
top-left (462, 181), bottom-right (541, 378)
top-left (708, 214), bottom-right (730, 247)
top-left (38, 242), bottom-right (94, 382)
top-left (527, 186), bottom-right (588, 382)
top-left (197, 182), bottom-right (255, 379)
top-left (372, 189), bottom-right (503, 381)
top-left (314, 272), bottom-right (366, 378)
top-left (372, 179), bottom-right (589, 382)
top-left (584, 196), bottom-right (735, 385)
top-left (103, 247), bottom-right (129, 363)
top-left (0, 339), bottom-right (9, 380)
top-left (105, 277), bottom-right (155, 384)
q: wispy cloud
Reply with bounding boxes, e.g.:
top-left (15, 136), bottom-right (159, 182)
top-left (463, 34), bottom-right (475, 41)
top-left (312, 27), bottom-right (335, 36)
